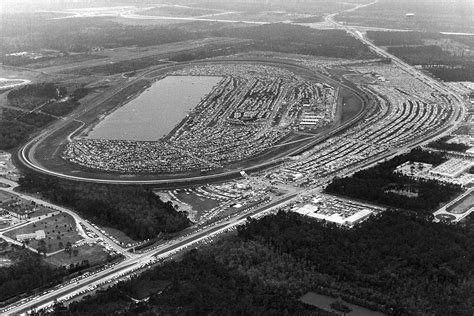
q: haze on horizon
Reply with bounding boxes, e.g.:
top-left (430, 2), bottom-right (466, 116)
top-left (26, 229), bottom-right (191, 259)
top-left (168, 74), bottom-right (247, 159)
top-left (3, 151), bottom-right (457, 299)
top-left (1, 0), bottom-right (472, 13)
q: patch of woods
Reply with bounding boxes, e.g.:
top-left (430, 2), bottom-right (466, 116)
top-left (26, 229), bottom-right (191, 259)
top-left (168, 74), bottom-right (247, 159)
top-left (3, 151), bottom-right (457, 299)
top-left (427, 136), bottom-right (470, 152)
top-left (367, 31), bottom-right (474, 81)
top-left (1, 16), bottom-right (196, 56)
top-left (18, 173), bottom-right (190, 241)
top-left (0, 245), bottom-right (119, 308)
top-left (72, 24), bottom-right (376, 76)
top-left (171, 25), bottom-right (377, 62)
top-left (0, 248), bottom-right (67, 306)
top-left (86, 23), bottom-right (377, 75)
top-left (3, 17), bottom-right (376, 74)
top-left (48, 210), bottom-right (474, 315)
top-left (325, 148), bottom-right (463, 213)
top-left (0, 84), bottom-right (89, 150)
top-left (212, 24), bottom-right (377, 59)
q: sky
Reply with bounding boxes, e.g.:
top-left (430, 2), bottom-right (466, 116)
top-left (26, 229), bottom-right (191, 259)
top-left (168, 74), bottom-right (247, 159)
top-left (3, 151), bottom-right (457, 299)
top-left (1, 0), bottom-right (472, 15)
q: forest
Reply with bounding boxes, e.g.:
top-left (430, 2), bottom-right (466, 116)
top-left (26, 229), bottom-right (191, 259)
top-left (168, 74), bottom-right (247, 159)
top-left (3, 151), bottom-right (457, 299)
top-left (69, 23), bottom-right (375, 76)
top-left (48, 210), bottom-right (474, 315)
top-left (366, 31), bottom-right (474, 81)
top-left (7, 83), bottom-right (64, 103)
top-left (0, 248), bottom-right (67, 306)
top-left (18, 173), bottom-right (190, 241)
top-left (1, 13), bottom-right (375, 61)
top-left (325, 148), bottom-right (463, 213)
top-left (0, 84), bottom-right (89, 150)
top-left (213, 24), bottom-right (376, 60)
top-left (0, 15), bottom-right (197, 55)
top-left (367, 31), bottom-right (474, 48)
top-left (0, 121), bottom-right (33, 150)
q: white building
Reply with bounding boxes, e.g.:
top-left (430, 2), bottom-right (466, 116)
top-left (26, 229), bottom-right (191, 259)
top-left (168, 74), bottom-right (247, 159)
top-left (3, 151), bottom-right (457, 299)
top-left (16, 230), bottom-right (46, 242)
top-left (430, 158), bottom-right (473, 178)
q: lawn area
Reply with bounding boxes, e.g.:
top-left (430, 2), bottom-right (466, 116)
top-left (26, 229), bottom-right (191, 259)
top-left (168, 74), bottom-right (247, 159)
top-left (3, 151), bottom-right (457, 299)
top-left (174, 190), bottom-right (221, 222)
top-left (45, 244), bottom-right (109, 267)
top-left (176, 191), bottom-right (220, 213)
top-left (447, 191), bottom-right (474, 215)
top-left (0, 190), bottom-right (15, 202)
top-left (28, 206), bottom-right (56, 218)
top-left (5, 213), bottom-right (82, 253)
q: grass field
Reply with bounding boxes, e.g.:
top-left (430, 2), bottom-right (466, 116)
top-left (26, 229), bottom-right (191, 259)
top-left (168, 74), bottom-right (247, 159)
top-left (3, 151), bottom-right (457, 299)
top-left (447, 191), bottom-right (474, 215)
top-left (45, 244), bottom-right (109, 267)
top-left (0, 190), bottom-right (15, 202)
top-left (175, 190), bottom-right (220, 213)
top-left (175, 190), bottom-right (221, 222)
top-left (5, 213), bottom-right (82, 254)
top-left (28, 206), bottom-right (56, 218)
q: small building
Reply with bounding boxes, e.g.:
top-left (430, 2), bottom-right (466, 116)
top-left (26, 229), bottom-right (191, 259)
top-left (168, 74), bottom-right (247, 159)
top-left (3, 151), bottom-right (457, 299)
top-left (344, 209), bottom-right (373, 227)
top-left (16, 230), bottom-right (46, 242)
top-left (466, 147), bottom-right (474, 155)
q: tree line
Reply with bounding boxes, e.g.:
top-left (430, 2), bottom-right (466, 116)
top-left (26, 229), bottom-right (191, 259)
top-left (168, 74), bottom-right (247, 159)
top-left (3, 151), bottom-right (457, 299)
top-left (18, 173), bottom-right (190, 241)
top-left (48, 210), bottom-right (474, 315)
top-left (0, 248), bottom-right (67, 306)
top-left (325, 148), bottom-right (463, 213)
top-left (428, 136), bottom-right (470, 152)
top-left (0, 84), bottom-right (90, 150)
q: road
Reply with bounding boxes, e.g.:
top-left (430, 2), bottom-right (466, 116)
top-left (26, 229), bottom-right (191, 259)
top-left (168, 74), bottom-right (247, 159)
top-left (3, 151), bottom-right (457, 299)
top-left (0, 178), bottom-right (132, 259)
top-left (2, 190), bottom-right (298, 315)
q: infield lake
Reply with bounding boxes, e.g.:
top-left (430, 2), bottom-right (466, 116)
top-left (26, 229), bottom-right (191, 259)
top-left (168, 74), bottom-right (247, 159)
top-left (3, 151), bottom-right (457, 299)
top-left (86, 75), bottom-right (221, 141)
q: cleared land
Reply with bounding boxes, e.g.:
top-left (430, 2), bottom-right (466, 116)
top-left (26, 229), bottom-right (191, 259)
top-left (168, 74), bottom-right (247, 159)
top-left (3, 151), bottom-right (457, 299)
top-left (45, 244), bottom-right (109, 267)
top-left (337, 0), bottom-right (473, 33)
top-left (5, 213), bottom-right (82, 254)
top-left (0, 190), bottom-right (15, 202)
top-left (447, 191), bottom-right (474, 215)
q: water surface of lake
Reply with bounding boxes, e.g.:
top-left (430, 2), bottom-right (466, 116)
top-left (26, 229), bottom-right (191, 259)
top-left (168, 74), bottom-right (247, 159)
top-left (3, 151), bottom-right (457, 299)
top-left (87, 75), bottom-right (221, 141)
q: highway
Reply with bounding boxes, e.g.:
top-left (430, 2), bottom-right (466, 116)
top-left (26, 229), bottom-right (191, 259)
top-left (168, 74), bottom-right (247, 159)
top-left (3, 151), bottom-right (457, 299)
top-left (2, 191), bottom-right (298, 315)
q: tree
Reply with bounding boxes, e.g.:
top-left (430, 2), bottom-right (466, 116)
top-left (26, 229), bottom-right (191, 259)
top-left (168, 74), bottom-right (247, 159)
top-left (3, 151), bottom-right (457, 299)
top-left (65, 242), bottom-right (72, 255)
top-left (38, 239), bottom-right (47, 255)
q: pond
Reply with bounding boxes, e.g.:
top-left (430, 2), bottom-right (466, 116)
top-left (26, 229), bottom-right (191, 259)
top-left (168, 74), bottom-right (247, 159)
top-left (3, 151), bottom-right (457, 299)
top-left (86, 75), bottom-right (222, 141)
top-left (300, 292), bottom-right (387, 316)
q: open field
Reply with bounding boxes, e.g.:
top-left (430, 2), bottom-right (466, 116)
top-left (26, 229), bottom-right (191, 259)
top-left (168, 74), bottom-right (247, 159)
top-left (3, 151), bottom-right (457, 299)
top-left (447, 191), bottom-right (474, 215)
top-left (45, 244), bottom-right (109, 267)
top-left (5, 213), bottom-right (82, 254)
top-left (365, 31), bottom-right (474, 82)
top-left (0, 190), bottom-right (15, 202)
top-left (337, 0), bottom-right (473, 33)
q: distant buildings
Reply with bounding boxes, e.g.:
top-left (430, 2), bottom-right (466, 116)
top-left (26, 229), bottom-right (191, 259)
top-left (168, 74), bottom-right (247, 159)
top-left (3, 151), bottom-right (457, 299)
top-left (395, 159), bottom-right (474, 187)
top-left (430, 158), bottom-right (473, 178)
top-left (292, 195), bottom-right (382, 227)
